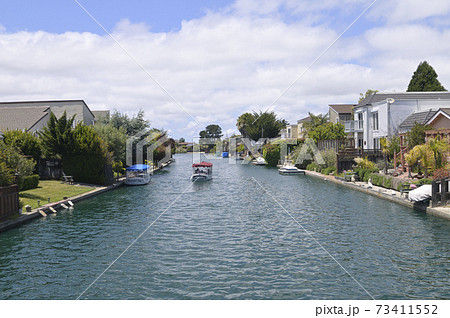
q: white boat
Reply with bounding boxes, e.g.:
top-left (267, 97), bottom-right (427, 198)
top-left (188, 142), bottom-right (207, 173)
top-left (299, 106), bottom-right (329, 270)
top-left (125, 164), bottom-right (152, 185)
top-left (253, 157), bottom-right (267, 165)
top-left (278, 161), bottom-right (305, 175)
top-left (191, 162), bottom-right (213, 181)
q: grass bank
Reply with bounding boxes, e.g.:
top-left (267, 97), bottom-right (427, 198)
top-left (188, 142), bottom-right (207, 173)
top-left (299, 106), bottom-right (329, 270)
top-left (19, 180), bottom-right (96, 209)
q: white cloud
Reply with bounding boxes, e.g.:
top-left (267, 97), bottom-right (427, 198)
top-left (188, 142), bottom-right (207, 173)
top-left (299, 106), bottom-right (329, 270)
top-left (0, 0), bottom-right (450, 139)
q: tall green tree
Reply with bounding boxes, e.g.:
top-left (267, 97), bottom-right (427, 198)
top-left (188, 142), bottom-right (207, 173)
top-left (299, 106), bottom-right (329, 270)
top-left (62, 125), bottom-right (112, 185)
top-left (407, 61), bottom-right (447, 92)
top-left (93, 123), bottom-right (127, 163)
top-left (39, 111), bottom-right (75, 158)
top-left (236, 111), bottom-right (286, 141)
top-left (307, 122), bottom-right (346, 142)
top-left (199, 124), bottom-right (223, 139)
top-left (100, 109), bottom-right (150, 136)
top-left (303, 112), bottom-right (328, 131)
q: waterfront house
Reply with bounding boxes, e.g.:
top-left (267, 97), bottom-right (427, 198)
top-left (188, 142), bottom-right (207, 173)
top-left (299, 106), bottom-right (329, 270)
top-left (344, 92), bottom-right (450, 150)
top-left (0, 100), bottom-right (97, 134)
top-left (297, 116), bottom-right (311, 140)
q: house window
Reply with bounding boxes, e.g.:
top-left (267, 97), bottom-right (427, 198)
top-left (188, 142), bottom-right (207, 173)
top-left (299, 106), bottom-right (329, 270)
top-left (373, 138), bottom-right (380, 150)
top-left (372, 112), bottom-right (379, 131)
top-left (357, 113), bottom-right (363, 129)
top-left (358, 138), bottom-right (364, 149)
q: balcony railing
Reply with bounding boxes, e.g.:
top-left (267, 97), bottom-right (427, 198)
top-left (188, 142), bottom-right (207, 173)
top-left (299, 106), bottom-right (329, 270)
top-left (344, 120), bottom-right (363, 133)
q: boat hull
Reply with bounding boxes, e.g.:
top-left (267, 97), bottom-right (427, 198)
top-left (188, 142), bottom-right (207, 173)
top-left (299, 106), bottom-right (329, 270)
top-left (278, 168), bottom-right (305, 175)
top-left (190, 174), bottom-right (212, 181)
top-left (125, 176), bottom-right (151, 185)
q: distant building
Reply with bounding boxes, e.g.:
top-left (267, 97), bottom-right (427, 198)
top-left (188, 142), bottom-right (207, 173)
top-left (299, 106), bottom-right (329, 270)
top-left (328, 104), bottom-right (353, 124)
top-left (297, 116), bottom-right (311, 139)
top-left (92, 110), bottom-right (110, 123)
top-left (0, 100), bottom-right (96, 133)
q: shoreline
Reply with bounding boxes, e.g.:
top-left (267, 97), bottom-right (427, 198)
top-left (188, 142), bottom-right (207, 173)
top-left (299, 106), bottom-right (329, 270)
top-left (0, 158), bottom-right (174, 233)
top-left (304, 170), bottom-right (450, 221)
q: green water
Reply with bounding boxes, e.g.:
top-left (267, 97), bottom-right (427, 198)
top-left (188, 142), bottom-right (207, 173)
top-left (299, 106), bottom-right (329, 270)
top-left (0, 154), bottom-right (449, 299)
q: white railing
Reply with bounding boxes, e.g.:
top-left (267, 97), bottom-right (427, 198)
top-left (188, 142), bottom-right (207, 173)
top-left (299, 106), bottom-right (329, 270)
top-left (344, 120), bottom-right (363, 133)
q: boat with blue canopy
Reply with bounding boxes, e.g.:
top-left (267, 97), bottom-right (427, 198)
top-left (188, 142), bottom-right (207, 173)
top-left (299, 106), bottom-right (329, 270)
top-left (125, 164), bottom-right (151, 185)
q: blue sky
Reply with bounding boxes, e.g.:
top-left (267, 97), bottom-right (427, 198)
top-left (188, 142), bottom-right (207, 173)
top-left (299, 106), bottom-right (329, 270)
top-left (0, 0), bottom-right (234, 33)
top-left (1, 1), bottom-right (450, 140)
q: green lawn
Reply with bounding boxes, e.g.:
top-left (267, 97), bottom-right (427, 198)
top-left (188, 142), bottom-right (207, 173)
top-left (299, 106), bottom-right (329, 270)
top-left (19, 180), bottom-right (96, 209)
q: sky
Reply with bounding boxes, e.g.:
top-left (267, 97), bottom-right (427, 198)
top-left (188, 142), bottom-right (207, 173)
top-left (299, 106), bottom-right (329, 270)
top-left (1, 0), bottom-right (450, 140)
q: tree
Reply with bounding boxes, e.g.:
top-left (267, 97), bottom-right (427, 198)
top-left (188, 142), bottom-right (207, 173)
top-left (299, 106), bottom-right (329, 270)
top-left (62, 124), bottom-right (112, 185)
top-left (93, 123), bottom-right (127, 163)
top-left (2, 130), bottom-right (42, 164)
top-left (101, 109), bottom-right (150, 136)
top-left (307, 122), bottom-right (346, 142)
top-left (0, 141), bottom-right (35, 181)
top-left (304, 112), bottom-right (328, 131)
top-left (359, 89), bottom-right (379, 103)
top-left (407, 61), bottom-right (447, 92)
top-left (428, 137), bottom-right (448, 169)
top-left (407, 123), bottom-right (433, 149)
top-left (199, 124), bottom-right (223, 139)
top-left (178, 137), bottom-right (185, 143)
top-left (39, 111), bottom-right (75, 158)
top-left (236, 111), bottom-right (286, 141)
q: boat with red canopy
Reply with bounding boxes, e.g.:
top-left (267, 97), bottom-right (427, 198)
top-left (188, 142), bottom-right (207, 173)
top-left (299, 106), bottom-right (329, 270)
top-left (191, 161), bottom-right (213, 181)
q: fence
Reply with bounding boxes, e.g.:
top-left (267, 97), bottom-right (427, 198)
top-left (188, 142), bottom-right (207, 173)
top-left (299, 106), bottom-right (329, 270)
top-left (431, 178), bottom-right (450, 207)
top-left (0, 185), bottom-right (19, 220)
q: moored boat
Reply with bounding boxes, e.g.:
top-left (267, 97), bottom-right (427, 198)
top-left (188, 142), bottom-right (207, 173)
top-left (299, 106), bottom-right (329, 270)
top-left (252, 157), bottom-right (267, 165)
top-left (191, 161), bottom-right (213, 181)
top-left (278, 161), bottom-right (305, 175)
top-left (125, 164), bottom-right (152, 185)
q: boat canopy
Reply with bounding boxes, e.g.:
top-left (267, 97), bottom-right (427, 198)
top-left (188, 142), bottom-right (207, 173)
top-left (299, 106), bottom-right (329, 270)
top-left (126, 164), bottom-right (150, 171)
top-left (192, 162), bottom-right (213, 167)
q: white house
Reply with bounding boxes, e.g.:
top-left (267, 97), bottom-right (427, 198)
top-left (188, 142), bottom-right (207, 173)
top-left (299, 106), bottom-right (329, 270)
top-left (345, 92), bottom-right (450, 150)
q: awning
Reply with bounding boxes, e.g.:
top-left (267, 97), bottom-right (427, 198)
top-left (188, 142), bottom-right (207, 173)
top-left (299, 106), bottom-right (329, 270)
top-left (192, 162), bottom-right (213, 167)
top-left (126, 164), bottom-right (150, 171)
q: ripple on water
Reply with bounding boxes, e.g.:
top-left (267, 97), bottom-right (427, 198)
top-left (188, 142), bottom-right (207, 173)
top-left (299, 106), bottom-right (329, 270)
top-left (0, 154), bottom-right (449, 299)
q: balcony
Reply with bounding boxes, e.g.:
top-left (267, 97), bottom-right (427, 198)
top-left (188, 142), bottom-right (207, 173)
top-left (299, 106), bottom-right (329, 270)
top-left (344, 120), bottom-right (363, 133)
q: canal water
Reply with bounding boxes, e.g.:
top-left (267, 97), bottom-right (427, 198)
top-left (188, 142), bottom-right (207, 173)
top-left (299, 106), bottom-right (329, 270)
top-left (1, 153), bottom-right (449, 299)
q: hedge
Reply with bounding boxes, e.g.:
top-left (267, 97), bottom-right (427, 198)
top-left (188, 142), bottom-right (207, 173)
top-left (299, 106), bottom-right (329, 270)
top-left (19, 174), bottom-right (40, 191)
top-left (322, 166), bottom-right (336, 175)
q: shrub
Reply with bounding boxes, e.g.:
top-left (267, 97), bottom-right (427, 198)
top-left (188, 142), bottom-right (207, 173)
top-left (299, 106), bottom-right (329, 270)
top-left (18, 174), bottom-right (40, 191)
top-left (322, 166), bottom-right (336, 175)
top-left (355, 167), bottom-right (378, 182)
top-left (320, 149), bottom-right (337, 168)
top-left (263, 144), bottom-right (281, 167)
top-left (2, 130), bottom-right (42, 164)
top-left (354, 157), bottom-right (376, 169)
top-left (306, 162), bottom-right (320, 172)
top-left (0, 161), bottom-right (15, 187)
top-left (366, 173), bottom-right (393, 189)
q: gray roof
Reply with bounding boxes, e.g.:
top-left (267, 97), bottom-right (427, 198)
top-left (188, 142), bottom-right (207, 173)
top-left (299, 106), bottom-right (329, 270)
top-left (357, 91), bottom-right (450, 108)
top-left (297, 116), bottom-right (311, 124)
top-left (0, 106), bottom-right (49, 131)
top-left (329, 104), bottom-right (354, 114)
top-left (398, 109), bottom-right (437, 133)
top-left (92, 110), bottom-right (110, 119)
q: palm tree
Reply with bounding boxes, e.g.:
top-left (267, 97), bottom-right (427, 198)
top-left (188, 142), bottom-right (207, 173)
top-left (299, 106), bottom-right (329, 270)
top-left (428, 137), bottom-right (448, 169)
